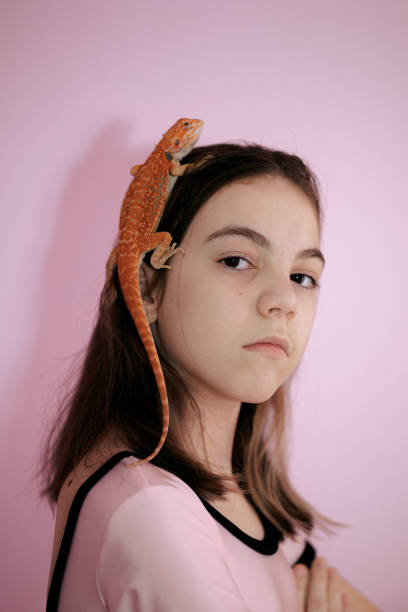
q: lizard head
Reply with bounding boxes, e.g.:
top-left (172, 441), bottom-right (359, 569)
top-left (162, 118), bottom-right (204, 161)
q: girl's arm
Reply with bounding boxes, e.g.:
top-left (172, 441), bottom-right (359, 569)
top-left (334, 573), bottom-right (381, 612)
top-left (293, 558), bottom-right (382, 612)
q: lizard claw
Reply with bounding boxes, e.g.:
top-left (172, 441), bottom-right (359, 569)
top-left (151, 243), bottom-right (184, 269)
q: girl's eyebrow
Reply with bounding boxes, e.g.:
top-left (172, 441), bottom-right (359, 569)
top-left (202, 225), bottom-right (325, 268)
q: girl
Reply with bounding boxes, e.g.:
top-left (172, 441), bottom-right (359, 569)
top-left (42, 139), bottom-right (380, 611)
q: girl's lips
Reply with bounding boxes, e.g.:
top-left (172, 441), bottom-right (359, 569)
top-left (244, 343), bottom-right (287, 358)
top-left (243, 334), bottom-right (290, 356)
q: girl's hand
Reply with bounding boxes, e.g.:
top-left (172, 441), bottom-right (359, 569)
top-left (293, 556), bottom-right (354, 612)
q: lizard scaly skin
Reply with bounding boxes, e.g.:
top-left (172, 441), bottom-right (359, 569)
top-left (105, 118), bottom-right (203, 467)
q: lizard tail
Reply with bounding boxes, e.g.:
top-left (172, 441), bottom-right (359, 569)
top-left (118, 260), bottom-right (170, 468)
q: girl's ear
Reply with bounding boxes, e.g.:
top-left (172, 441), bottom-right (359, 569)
top-left (138, 261), bottom-right (161, 325)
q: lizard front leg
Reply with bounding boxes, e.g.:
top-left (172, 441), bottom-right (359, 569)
top-left (142, 231), bottom-right (185, 269)
top-left (130, 163), bottom-right (142, 176)
top-left (169, 160), bottom-right (190, 177)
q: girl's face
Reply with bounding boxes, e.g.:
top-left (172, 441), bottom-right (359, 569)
top-left (150, 174), bottom-right (324, 408)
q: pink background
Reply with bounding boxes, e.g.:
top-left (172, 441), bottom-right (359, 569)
top-left (1, 1), bottom-right (406, 610)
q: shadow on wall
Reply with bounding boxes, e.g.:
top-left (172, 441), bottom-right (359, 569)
top-left (0, 117), bottom-right (154, 611)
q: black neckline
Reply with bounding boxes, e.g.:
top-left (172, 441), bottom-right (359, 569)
top-left (195, 493), bottom-right (283, 554)
top-left (47, 451), bottom-right (284, 611)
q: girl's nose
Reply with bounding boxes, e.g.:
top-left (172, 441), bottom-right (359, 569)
top-left (256, 277), bottom-right (297, 317)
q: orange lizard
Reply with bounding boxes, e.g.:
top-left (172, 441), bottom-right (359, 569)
top-left (105, 117), bottom-right (204, 467)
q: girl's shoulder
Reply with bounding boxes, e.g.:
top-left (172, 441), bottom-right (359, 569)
top-left (57, 440), bottom-right (192, 533)
top-left (49, 439), bottom-right (193, 594)
top-left (58, 432), bottom-right (187, 504)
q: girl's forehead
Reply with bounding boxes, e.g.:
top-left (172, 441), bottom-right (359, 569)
top-left (184, 175), bottom-right (320, 247)
top-left (189, 175), bottom-right (316, 234)
top-left (209, 174), bottom-right (284, 199)
top-left (205, 175), bottom-right (309, 212)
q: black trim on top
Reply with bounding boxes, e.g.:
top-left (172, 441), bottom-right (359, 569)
top-left (196, 494), bottom-right (316, 566)
top-left (46, 450), bottom-right (134, 612)
top-left (195, 493), bottom-right (284, 555)
top-left (47, 451), bottom-right (316, 610)
top-left (291, 540), bottom-right (316, 568)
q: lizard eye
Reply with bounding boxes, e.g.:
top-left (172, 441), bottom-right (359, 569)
top-left (183, 121), bottom-right (189, 126)
top-left (174, 139), bottom-right (180, 145)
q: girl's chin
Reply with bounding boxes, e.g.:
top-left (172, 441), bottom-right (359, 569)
top-left (239, 386), bottom-right (281, 405)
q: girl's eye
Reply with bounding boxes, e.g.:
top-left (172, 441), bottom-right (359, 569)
top-left (218, 256), bottom-right (320, 289)
top-left (218, 255), bottom-right (252, 270)
top-left (291, 273), bottom-right (320, 289)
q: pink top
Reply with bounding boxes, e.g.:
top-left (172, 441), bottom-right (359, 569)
top-left (47, 451), bottom-right (316, 611)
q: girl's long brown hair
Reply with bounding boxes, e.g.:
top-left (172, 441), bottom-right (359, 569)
top-left (39, 142), bottom-right (348, 542)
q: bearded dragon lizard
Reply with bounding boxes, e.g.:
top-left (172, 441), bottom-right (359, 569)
top-left (105, 117), bottom-right (203, 467)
